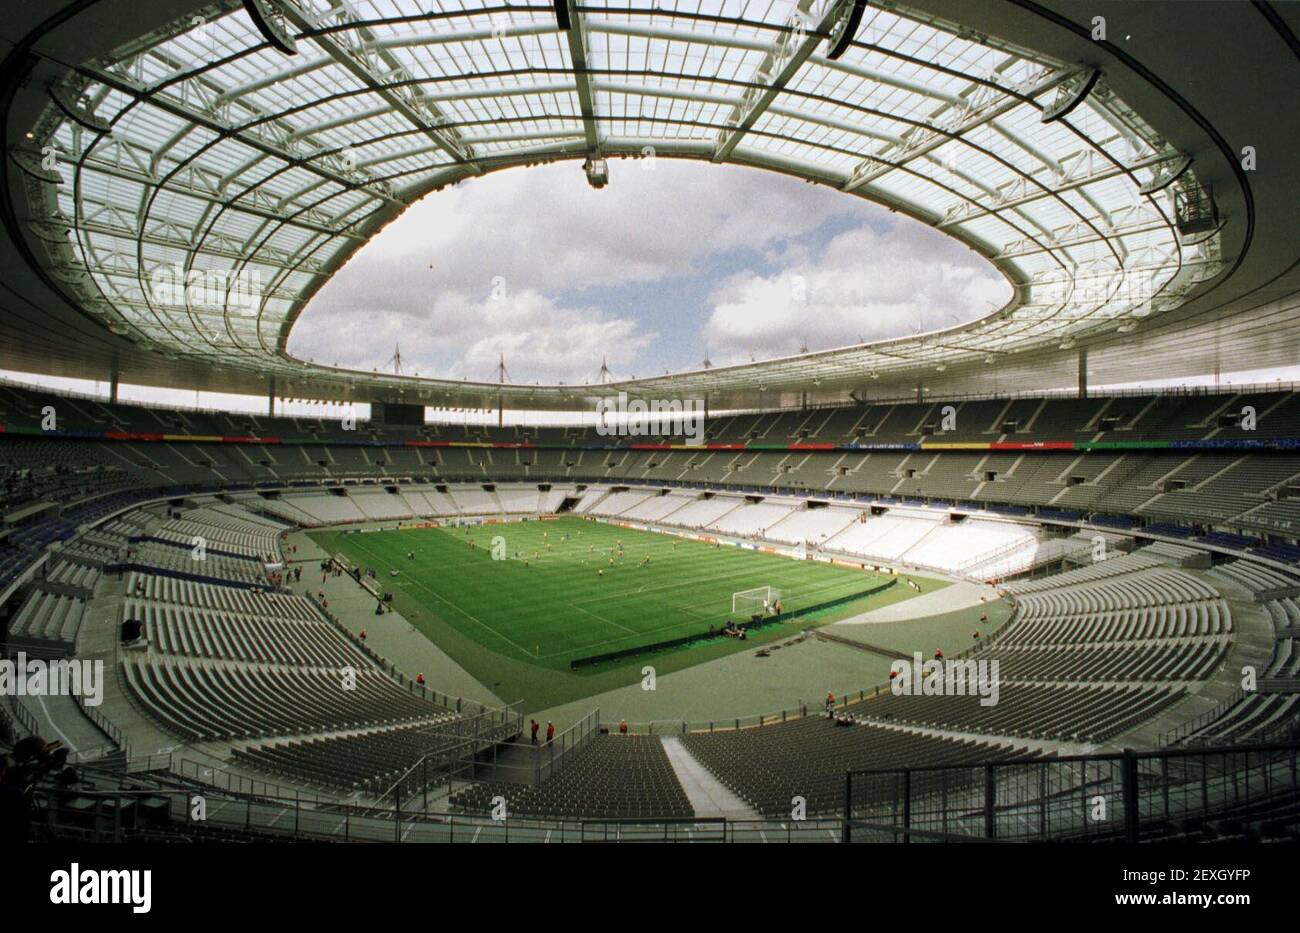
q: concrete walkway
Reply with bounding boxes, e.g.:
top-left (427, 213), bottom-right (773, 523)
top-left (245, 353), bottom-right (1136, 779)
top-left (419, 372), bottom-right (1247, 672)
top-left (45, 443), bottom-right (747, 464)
top-left (533, 636), bottom-right (882, 730)
top-left (834, 580), bottom-right (997, 624)
top-left (16, 693), bottom-right (112, 758)
top-left (661, 736), bottom-right (759, 820)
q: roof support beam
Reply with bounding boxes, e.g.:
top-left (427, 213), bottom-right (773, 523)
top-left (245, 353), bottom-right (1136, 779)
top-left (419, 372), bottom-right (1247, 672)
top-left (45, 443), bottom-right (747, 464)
top-left (594, 79), bottom-right (901, 144)
top-left (997, 208), bottom-right (1168, 259)
top-left (940, 150), bottom-right (1181, 226)
top-left (589, 21), bottom-right (973, 107)
top-left (74, 154), bottom-right (365, 240)
top-left (812, 54), bottom-right (965, 106)
top-left (987, 121), bottom-right (1114, 228)
top-left (1041, 69), bottom-right (1100, 123)
top-left (72, 210), bottom-right (327, 275)
top-left (712, 0), bottom-right (849, 163)
top-left (108, 50), bottom-right (396, 204)
top-left (80, 66), bottom-right (403, 209)
top-left (841, 66), bottom-right (1078, 193)
top-left (559, 0), bottom-right (601, 154)
top-left (276, 0), bottom-right (482, 174)
top-left (989, 120), bottom-right (1062, 176)
top-left (215, 24), bottom-right (565, 104)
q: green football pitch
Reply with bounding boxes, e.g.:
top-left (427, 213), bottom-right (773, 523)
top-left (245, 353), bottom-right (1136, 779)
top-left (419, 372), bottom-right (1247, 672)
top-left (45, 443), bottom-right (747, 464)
top-left (308, 516), bottom-right (940, 711)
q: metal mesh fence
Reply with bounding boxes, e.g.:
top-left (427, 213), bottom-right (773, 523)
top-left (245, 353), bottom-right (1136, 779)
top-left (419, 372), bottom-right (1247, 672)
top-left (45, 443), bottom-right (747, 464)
top-left (845, 741), bottom-right (1300, 842)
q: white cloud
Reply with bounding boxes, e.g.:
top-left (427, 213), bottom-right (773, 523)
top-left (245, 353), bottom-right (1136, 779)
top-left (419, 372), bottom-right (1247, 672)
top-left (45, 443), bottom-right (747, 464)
top-left (301, 159), bottom-right (851, 302)
top-left (702, 223), bottom-right (1011, 364)
top-left (291, 288), bottom-right (655, 385)
top-left (289, 159), bottom-right (1011, 380)
top-left (443, 291), bottom-right (657, 384)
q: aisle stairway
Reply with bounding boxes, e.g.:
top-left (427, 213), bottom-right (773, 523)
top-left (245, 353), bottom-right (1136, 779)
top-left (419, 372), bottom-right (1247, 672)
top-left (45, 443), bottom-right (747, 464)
top-left (661, 735), bottom-right (759, 820)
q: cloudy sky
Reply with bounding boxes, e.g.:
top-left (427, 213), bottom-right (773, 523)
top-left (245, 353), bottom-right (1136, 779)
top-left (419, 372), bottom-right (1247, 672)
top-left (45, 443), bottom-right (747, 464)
top-left (287, 159), bottom-right (1011, 385)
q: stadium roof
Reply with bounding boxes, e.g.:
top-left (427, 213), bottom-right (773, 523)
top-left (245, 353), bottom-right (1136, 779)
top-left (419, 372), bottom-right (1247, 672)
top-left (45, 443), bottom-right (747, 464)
top-left (2, 1), bottom-right (1297, 411)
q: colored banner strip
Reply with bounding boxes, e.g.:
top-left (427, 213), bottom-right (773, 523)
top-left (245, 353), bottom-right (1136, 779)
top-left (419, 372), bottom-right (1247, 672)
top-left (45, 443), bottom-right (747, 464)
top-left (4, 425), bottom-right (1300, 454)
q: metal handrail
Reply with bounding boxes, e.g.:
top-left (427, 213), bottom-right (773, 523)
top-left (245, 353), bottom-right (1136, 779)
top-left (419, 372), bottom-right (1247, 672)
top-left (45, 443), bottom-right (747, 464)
top-left (844, 740), bottom-right (1300, 843)
top-left (1160, 687), bottom-right (1248, 747)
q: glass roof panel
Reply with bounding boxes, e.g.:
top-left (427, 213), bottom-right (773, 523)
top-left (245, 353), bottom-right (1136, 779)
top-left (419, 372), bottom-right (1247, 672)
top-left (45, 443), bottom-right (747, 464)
top-left (19, 0), bottom-right (1213, 392)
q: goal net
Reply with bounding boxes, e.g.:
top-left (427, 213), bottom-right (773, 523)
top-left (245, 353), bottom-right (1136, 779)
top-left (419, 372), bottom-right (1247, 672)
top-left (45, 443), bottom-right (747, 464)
top-left (732, 586), bottom-right (780, 617)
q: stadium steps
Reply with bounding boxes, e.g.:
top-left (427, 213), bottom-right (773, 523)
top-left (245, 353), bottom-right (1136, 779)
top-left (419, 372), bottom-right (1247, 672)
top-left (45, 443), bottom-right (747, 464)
top-left (1189, 455), bottom-right (1252, 490)
top-left (1191, 394), bottom-right (1246, 437)
top-left (787, 409), bottom-right (819, 439)
top-left (230, 445), bottom-right (260, 470)
top-left (755, 412), bottom-right (785, 440)
top-left (1066, 452), bottom-right (1159, 508)
top-left (906, 403), bottom-right (938, 436)
top-left (13, 692), bottom-right (118, 762)
top-left (806, 408), bottom-right (842, 439)
top-left (1225, 391), bottom-right (1299, 437)
top-left (1150, 454), bottom-right (1207, 488)
top-left (100, 441), bottom-right (161, 472)
top-left (886, 455), bottom-right (914, 495)
top-left (894, 521), bottom-right (944, 565)
top-left (1115, 395), bottom-right (1160, 431)
top-left (845, 405), bottom-right (880, 437)
top-left (1048, 454), bottom-right (1088, 488)
top-left (60, 397), bottom-right (104, 428)
top-left (983, 399), bottom-right (1015, 434)
top-left (967, 451), bottom-right (992, 478)
top-left (660, 735), bottom-right (759, 820)
top-left (861, 404), bottom-right (896, 437)
top-left (1080, 397), bottom-right (1116, 432)
top-left (1020, 397), bottom-right (1050, 433)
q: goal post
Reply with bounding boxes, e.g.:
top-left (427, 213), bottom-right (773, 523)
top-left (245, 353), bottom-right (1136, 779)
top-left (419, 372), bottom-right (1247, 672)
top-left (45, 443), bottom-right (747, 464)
top-left (732, 586), bottom-right (780, 617)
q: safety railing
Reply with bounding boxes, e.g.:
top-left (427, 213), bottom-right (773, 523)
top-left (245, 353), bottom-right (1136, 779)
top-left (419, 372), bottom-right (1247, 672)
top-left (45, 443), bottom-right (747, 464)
top-left (27, 781), bottom-right (845, 844)
top-left (171, 756), bottom-right (343, 806)
top-left (5, 693), bottom-right (39, 737)
top-left (74, 693), bottom-right (130, 762)
top-left (608, 684), bottom-right (900, 736)
top-left (1160, 687), bottom-right (1248, 747)
top-left (8, 374), bottom-right (1298, 426)
top-left (844, 740), bottom-right (1300, 843)
top-left (369, 705), bottom-right (534, 811)
top-left (34, 742), bottom-right (1300, 844)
